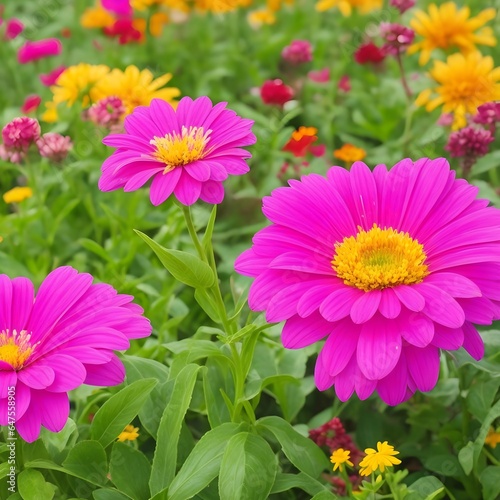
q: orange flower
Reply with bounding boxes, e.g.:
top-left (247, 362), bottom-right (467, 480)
top-left (334, 144), bottom-right (366, 164)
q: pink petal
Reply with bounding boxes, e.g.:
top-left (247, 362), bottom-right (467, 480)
top-left (377, 353), bottom-right (410, 405)
top-left (350, 290), bottom-right (381, 324)
top-left (46, 354), bottom-right (86, 392)
top-left (399, 311), bottom-right (434, 347)
top-left (281, 312), bottom-right (332, 349)
top-left (320, 287), bottom-right (363, 322)
top-left (415, 283), bottom-right (465, 328)
top-left (378, 288), bottom-right (401, 319)
top-left (11, 277), bottom-right (34, 332)
top-left (18, 363), bottom-right (55, 390)
top-left (35, 390), bottom-right (70, 432)
top-left (432, 325), bottom-right (464, 350)
top-left (184, 161), bottom-right (210, 182)
top-left (199, 180), bottom-right (224, 204)
top-left (393, 285), bottom-right (425, 312)
top-left (84, 355), bottom-right (125, 386)
top-left (149, 168), bottom-right (182, 205)
top-left (424, 272), bottom-right (481, 298)
top-left (406, 345), bottom-right (440, 391)
top-left (462, 321), bottom-right (484, 360)
top-left (174, 170), bottom-right (202, 205)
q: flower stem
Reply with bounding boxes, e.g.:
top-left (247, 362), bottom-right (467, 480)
top-left (396, 53), bottom-right (412, 101)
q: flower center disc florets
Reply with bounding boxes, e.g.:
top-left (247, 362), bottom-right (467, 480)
top-left (332, 224), bottom-right (429, 291)
top-left (150, 125), bottom-right (211, 174)
top-left (0, 329), bottom-right (35, 369)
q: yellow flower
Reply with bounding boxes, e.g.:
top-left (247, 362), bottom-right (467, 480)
top-left (266, 0), bottom-right (293, 11)
top-left (91, 65), bottom-right (180, 115)
top-left (3, 187), bottom-right (33, 204)
top-left (316, 0), bottom-right (381, 16)
top-left (415, 51), bottom-right (500, 130)
top-left (248, 8), bottom-right (276, 27)
top-left (330, 448), bottom-right (354, 472)
top-left (150, 12), bottom-right (170, 36)
top-left (195, 0), bottom-right (247, 13)
top-left (132, 0), bottom-right (190, 11)
top-left (334, 144), bottom-right (367, 164)
top-left (52, 63), bottom-right (111, 108)
top-left (359, 441), bottom-right (401, 476)
top-left (117, 425), bottom-right (140, 442)
top-left (41, 101), bottom-right (59, 123)
top-left (409, 3), bottom-right (496, 66)
top-left (81, 2), bottom-right (115, 29)
top-left (485, 428), bottom-right (500, 448)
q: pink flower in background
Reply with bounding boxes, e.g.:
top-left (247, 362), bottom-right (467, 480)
top-left (260, 79), bottom-right (294, 106)
top-left (21, 95), bottom-right (42, 114)
top-left (308, 68), bottom-right (330, 83)
top-left (390, 0), bottom-right (415, 14)
top-left (0, 145), bottom-right (25, 164)
top-left (86, 96), bottom-right (126, 128)
top-left (282, 40), bottom-right (313, 65)
top-left (17, 38), bottom-right (62, 64)
top-left (0, 266), bottom-right (151, 442)
top-left (445, 126), bottom-right (494, 173)
top-left (338, 75), bottom-right (351, 93)
top-left (36, 133), bottom-right (73, 162)
top-left (102, 0), bottom-right (133, 16)
top-left (437, 113), bottom-right (454, 127)
top-left (473, 102), bottom-right (500, 127)
top-left (236, 158), bottom-right (500, 405)
top-left (380, 23), bottom-right (415, 55)
top-left (2, 117), bottom-right (40, 150)
top-left (39, 66), bottom-right (66, 86)
top-left (5, 18), bottom-right (24, 40)
top-left (99, 96), bottom-right (256, 206)
top-left (354, 42), bottom-right (386, 64)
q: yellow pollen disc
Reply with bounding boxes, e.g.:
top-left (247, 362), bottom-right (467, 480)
top-left (332, 224), bottom-right (429, 292)
top-left (150, 125), bottom-right (211, 174)
top-left (0, 330), bottom-right (34, 370)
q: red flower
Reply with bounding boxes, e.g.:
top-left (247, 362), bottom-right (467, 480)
top-left (354, 42), bottom-right (386, 64)
top-left (21, 95), bottom-right (42, 114)
top-left (103, 19), bottom-right (142, 44)
top-left (260, 79), bottom-right (294, 106)
top-left (338, 75), bottom-right (351, 93)
top-left (283, 126), bottom-right (318, 157)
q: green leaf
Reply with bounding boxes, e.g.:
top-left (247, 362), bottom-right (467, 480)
top-left (471, 399), bottom-right (500, 470)
top-left (203, 357), bottom-right (233, 428)
top-left (256, 416), bottom-right (329, 478)
top-left (471, 150), bottom-right (500, 177)
top-left (79, 239), bottom-right (114, 263)
top-left (270, 473), bottom-right (333, 496)
top-left (167, 423), bottom-right (244, 500)
top-left (407, 477), bottom-right (446, 500)
top-left (40, 418), bottom-right (78, 455)
top-left (91, 378), bottom-right (158, 448)
top-left (466, 379), bottom-right (500, 421)
top-left (135, 230), bottom-right (214, 288)
top-left (92, 489), bottom-right (131, 500)
top-left (480, 466), bottom-right (500, 500)
top-left (194, 288), bottom-right (221, 323)
top-left (218, 433), bottom-right (277, 500)
top-left (110, 442), bottom-right (151, 500)
top-left (165, 339), bottom-right (229, 363)
top-left (202, 205), bottom-right (217, 252)
top-left (150, 364), bottom-right (201, 496)
top-left (458, 442), bottom-right (474, 475)
top-left (310, 492), bottom-right (337, 500)
top-left (62, 441), bottom-right (108, 486)
top-left (17, 469), bottom-right (55, 500)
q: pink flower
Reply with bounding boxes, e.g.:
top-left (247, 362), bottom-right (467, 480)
top-left (445, 126), bottom-right (494, 173)
top-left (282, 40), bottom-right (313, 65)
top-left (2, 117), bottom-right (41, 150)
top-left (235, 158), bottom-right (500, 405)
top-left (36, 133), bottom-right (73, 162)
top-left (473, 102), bottom-right (500, 127)
top-left (390, 0), bottom-right (415, 14)
top-left (338, 75), bottom-right (351, 93)
top-left (260, 79), bottom-right (294, 106)
top-left (5, 18), bottom-right (24, 40)
top-left (437, 113), bottom-right (454, 127)
top-left (0, 266), bottom-right (151, 442)
top-left (17, 38), bottom-right (62, 64)
top-left (0, 145), bottom-right (26, 164)
top-left (101, 0), bottom-right (133, 16)
top-left (380, 23), bottom-right (415, 56)
top-left (308, 68), bottom-right (330, 83)
top-left (99, 96), bottom-right (256, 206)
top-left (354, 42), bottom-right (386, 65)
top-left (21, 95), bottom-right (42, 114)
top-left (87, 96), bottom-right (126, 128)
top-left (39, 66), bottom-right (66, 86)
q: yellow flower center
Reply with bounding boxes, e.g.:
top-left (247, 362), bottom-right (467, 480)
top-left (332, 224), bottom-right (429, 292)
top-left (0, 330), bottom-right (35, 370)
top-left (150, 126), bottom-right (211, 174)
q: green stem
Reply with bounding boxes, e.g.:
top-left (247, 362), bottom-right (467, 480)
top-left (181, 205), bottom-right (207, 262)
top-left (339, 465), bottom-right (353, 497)
top-left (483, 448), bottom-right (500, 466)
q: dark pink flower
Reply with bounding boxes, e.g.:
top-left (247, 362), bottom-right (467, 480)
top-left (437, 113), bottom-right (454, 127)
top-left (5, 18), bottom-right (24, 40)
top-left (17, 38), bottom-right (62, 64)
top-left (380, 23), bottom-right (415, 56)
top-left (0, 145), bottom-right (26, 164)
top-left (473, 102), bottom-right (500, 127)
top-left (282, 40), bottom-right (313, 65)
top-left (36, 133), bottom-right (73, 162)
top-left (354, 42), bottom-right (386, 64)
top-left (338, 75), bottom-right (351, 93)
top-left (21, 95), bottom-right (42, 114)
top-left (260, 79), bottom-right (294, 106)
top-left (308, 68), bottom-right (330, 83)
top-left (445, 126), bottom-right (494, 173)
top-left (102, 0), bottom-right (133, 16)
top-left (87, 96), bottom-right (125, 128)
top-left (103, 19), bottom-right (142, 44)
top-left (2, 117), bottom-right (40, 150)
top-left (0, 266), bottom-right (151, 442)
top-left (39, 66), bottom-right (66, 86)
top-left (390, 0), bottom-right (415, 14)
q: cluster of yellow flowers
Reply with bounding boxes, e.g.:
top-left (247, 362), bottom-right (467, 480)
top-left (42, 63), bottom-right (180, 123)
top-left (411, 3), bottom-right (500, 129)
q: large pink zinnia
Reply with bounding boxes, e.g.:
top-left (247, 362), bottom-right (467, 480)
top-left (0, 267), bottom-right (151, 442)
top-left (235, 158), bottom-right (500, 405)
top-left (99, 96), bottom-right (256, 206)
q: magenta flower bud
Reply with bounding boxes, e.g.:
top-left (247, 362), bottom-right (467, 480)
top-left (17, 38), bottom-right (62, 64)
top-left (281, 40), bottom-right (313, 65)
top-left (380, 22), bottom-right (415, 55)
top-left (36, 132), bottom-right (73, 162)
top-left (473, 102), bottom-right (500, 126)
top-left (101, 0), bottom-right (133, 16)
top-left (87, 96), bottom-right (126, 128)
top-left (39, 65), bottom-right (66, 86)
top-left (308, 68), bottom-right (330, 83)
top-left (390, 0), bottom-right (415, 14)
top-left (5, 18), bottom-right (24, 40)
top-left (2, 117), bottom-right (41, 150)
top-left (21, 94), bottom-right (42, 114)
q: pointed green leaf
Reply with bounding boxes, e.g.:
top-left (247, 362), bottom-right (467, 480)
top-left (91, 378), bottom-right (158, 448)
top-left (62, 440), bottom-right (108, 486)
top-left (135, 230), bottom-right (214, 288)
top-left (17, 469), bottom-right (55, 500)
